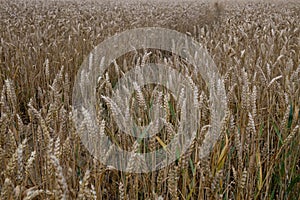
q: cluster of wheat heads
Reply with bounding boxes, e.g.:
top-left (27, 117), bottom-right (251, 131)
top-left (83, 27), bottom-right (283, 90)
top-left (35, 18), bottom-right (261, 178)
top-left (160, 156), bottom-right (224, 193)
top-left (0, 0), bottom-right (299, 199)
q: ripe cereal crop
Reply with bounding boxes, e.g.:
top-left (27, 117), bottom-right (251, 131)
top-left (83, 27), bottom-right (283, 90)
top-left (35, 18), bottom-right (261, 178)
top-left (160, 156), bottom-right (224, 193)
top-left (0, 0), bottom-right (299, 199)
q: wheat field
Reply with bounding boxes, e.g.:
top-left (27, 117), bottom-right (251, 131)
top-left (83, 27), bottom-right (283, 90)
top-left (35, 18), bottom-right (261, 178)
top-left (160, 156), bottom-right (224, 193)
top-left (0, 0), bottom-right (299, 199)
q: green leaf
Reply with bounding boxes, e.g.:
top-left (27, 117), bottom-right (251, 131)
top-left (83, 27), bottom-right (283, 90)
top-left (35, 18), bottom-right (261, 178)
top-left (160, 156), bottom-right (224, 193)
top-left (288, 103), bottom-right (293, 129)
top-left (273, 122), bottom-right (283, 146)
top-left (286, 175), bottom-right (300, 196)
top-left (168, 101), bottom-right (176, 121)
top-left (189, 159), bottom-right (196, 176)
top-left (259, 123), bottom-right (264, 137)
